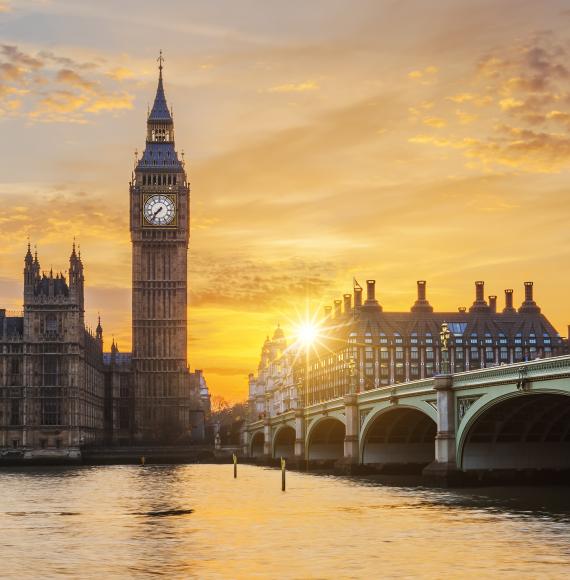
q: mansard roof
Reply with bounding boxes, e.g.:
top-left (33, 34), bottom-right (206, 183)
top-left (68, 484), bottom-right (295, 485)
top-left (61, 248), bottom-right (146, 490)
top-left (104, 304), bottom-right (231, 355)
top-left (319, 307), bottom-right (562, 353)
top-left (137, 141), bottom-right (183, 171)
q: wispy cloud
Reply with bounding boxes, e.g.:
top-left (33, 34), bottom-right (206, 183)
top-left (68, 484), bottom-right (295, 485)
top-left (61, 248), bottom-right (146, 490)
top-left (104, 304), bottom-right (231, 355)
top-left (268, 80), bottom-right (319, 93)
top-left (0, 44), bottom-right (135, 122)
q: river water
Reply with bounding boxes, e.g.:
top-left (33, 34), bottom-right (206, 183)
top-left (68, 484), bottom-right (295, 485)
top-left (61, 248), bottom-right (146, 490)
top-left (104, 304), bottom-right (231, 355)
top-left (0, 464), bottom-right (569, 579)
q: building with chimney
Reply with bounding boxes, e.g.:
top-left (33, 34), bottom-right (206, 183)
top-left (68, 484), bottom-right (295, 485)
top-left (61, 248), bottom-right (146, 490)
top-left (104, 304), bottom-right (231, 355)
top-left (0, 244), bottom-right (105, 460)
top-left (247, 279), bottom-right (568, 418)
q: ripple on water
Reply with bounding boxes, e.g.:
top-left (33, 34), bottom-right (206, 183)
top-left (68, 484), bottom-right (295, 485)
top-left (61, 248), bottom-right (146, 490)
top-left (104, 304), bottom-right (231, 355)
top-left (0, 464), bottom-right (569, 579)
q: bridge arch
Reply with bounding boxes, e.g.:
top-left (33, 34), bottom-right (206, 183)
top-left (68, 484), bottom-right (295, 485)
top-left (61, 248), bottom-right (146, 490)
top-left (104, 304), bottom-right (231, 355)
top-left (306, 416), bottom-right (346, 461)
top-left (458, 391), bottom-right (570, 472)
top-left (272, 425), bottom-right (295, 458)
top-left (250, 431), bottom-right (265, 458)
top-left (360, 405), bottom-right (436, 470)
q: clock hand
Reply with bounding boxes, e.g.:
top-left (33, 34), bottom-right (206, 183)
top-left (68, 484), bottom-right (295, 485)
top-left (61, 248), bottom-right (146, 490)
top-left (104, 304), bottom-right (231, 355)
top-left (152, 206), bottom-right (164, 218)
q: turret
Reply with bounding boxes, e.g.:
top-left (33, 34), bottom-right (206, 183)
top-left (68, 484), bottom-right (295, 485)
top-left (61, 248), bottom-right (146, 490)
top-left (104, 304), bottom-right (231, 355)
top-left (24, 243), bottom-right (35, 301)
top-left (69, 241), bottom-right (84, 311)
top-left (96, 315), bottom-right (103, 344)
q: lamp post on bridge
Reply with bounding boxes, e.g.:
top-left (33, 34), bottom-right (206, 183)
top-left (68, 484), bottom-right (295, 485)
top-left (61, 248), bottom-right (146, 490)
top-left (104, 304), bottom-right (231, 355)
top-left (440, 321), bottom-right (451, 376)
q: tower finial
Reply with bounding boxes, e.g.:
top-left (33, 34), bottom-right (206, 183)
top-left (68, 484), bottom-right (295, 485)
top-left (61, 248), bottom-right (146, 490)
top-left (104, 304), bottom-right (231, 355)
top-left (158, 50), bottom-right (164, 77)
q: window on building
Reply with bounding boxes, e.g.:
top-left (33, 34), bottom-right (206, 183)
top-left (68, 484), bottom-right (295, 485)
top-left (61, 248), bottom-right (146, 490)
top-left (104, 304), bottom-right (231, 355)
top-left (485, 347), bottom-right (494, 362)
top-left (426, 347), bottom-right (434, 361)
top-left (395, 347), bottom-right (403, 360)
top-left (470, 348), bottom-right (479, 359)
top-left (411, 347), bottom-right (419, 360)
top-left (500, 347), bottom-right (508, 361)
top-left (380, 347), bottom-right (389, 360)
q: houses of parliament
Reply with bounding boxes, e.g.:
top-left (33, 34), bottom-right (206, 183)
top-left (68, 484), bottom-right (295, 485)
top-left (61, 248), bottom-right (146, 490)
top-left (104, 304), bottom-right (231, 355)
top-left (0, 59), bottom-right (210, 459)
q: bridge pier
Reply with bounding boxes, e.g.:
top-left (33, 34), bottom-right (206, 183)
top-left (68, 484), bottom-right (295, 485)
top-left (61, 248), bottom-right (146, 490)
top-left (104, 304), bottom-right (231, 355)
top-left (336, 394), bottom-right (360, 472)
top-left (294, 408), bottom-right (305, 460)
top-left (423, 375), bottom-right (463, 485)
top-left (263, 418), bottom-right (271, 458)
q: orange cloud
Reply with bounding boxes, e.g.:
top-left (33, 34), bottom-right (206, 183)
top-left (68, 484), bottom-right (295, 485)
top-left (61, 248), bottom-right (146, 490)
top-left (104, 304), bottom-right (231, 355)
top-left (268, 80), bottom-right (319, 93)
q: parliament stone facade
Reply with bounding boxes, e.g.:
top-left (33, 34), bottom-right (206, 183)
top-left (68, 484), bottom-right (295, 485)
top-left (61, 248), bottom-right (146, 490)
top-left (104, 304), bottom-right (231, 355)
top-left (0, 60), bottom-right (210, 461)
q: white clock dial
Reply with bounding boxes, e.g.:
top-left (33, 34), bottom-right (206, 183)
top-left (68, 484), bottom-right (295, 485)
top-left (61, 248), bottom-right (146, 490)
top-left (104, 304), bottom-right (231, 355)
top-left (144, 194), bottom-right (176, 226)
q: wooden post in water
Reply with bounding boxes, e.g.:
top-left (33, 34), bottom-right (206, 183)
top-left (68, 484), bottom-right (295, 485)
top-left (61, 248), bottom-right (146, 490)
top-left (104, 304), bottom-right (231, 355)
top-left (233, 453), bottom-right (237, 478)
top-left (281, 457), bottom-right (286, 492)
top-left (140, 456), bottom-right (145, 466)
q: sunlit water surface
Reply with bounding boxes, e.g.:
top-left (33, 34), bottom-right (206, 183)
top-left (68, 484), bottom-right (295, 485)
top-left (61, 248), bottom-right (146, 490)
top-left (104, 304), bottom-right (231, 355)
top-left (1, 464), bottom-right (569, 579)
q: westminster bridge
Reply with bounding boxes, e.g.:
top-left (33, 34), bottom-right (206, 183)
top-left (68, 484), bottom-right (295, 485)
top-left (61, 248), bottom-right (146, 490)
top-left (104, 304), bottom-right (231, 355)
top-left (243, 355), bottom-right (570, 483)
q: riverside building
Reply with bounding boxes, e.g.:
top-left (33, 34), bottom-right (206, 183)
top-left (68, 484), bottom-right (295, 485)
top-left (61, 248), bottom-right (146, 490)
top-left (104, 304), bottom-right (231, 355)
top-left (248, 279), bottom-right (568, 417)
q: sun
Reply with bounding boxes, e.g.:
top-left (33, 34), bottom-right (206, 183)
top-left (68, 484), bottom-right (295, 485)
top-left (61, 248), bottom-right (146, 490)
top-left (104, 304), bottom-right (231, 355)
top-left (297, 322), bottom-right (318, 347)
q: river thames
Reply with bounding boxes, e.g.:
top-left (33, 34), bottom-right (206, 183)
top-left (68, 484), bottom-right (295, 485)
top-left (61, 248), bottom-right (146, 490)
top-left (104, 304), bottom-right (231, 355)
top-left (1, 464), bottom-right (569, 579)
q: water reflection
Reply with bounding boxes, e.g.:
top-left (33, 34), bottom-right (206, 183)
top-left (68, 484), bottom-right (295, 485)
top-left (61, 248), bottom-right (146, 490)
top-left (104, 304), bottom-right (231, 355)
top-left (0, 465), bottom-right (569, 578)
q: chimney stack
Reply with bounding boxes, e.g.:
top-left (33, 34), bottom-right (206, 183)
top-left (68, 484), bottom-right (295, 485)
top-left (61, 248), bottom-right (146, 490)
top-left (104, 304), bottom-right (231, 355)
top-left (324, 305), bottom-right (332, 318)
top-left (504, 289), bottom-right (515, 312)
top-left (489, 295), bottom-right (497, 313)
top-left (366, 280), bottom-right (376, 302)
top-left (411, 280), bottom-right (433, 312)
top-left (469, 281), bottom-right (488, 312)
top-left (524, 281), bottom-right (533, 302)
top-left (354, 287), bottom-right (362, 308)
top-left (417, 280), bottom-right (426, 301)
top-left (343, 293), bottom-right (352, 315)
top-left (334, 299), bottom-right (342, 318)
top-left (475, 281), bottom-right (485, 302)
top-left (519, 281), bottom-right (540, 313)
top-left (458, 306), bottom-right (467, 313)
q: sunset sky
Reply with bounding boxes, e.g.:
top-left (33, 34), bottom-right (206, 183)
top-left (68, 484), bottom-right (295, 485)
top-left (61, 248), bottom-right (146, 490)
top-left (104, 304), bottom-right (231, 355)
top-left (1, 0), bottom-right (570, 401)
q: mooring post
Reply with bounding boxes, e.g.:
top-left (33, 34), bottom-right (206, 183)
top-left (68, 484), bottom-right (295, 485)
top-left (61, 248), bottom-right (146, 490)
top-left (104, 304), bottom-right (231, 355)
top-left (281, 457), bottom-right (286, 491)
top-left (140, 456), bottom-right (145, 466)
top-left (233, 453), bottom-right (237, 478)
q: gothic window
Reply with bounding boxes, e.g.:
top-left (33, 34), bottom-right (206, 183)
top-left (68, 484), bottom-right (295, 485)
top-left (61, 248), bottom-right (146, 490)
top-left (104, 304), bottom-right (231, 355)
top-left (46, 315), bottom-right (57, 333)
top-left (485, 347), bottom-right (494, 362)
top-left (500, 347), bottom-right (508, 361)
top-left (411, 347), bottom-right (418, 360)
top-left (380, 333), bottom-right (387, 344)
top-left (410, 332), bottom-right (418, 345)
top-left (425, 333), bottom-right (433, 344)
top-left (395, 347), bottom-right (403, 360)
top-left (42, 355), bottom-right (59, 386)
top-left (426, 347), bottom-right (434, 361)
top-left (10, 399), bottom-right (20, 426)
top-left (394, 332), bottom-right (402, 345)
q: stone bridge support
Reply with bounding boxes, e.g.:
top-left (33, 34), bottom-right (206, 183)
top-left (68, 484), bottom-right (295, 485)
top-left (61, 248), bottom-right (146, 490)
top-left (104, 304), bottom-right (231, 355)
top-left (294, 408), bottom-right (305, 460)
top-left (263, 419), bottom-right (271, 458)
top-left (343, 394), bottom-right (359, 464)
top-left (423, 375), bottom-right (461, 484)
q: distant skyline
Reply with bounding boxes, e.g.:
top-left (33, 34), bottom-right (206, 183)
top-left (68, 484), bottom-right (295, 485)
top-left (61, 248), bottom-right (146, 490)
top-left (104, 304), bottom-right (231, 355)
top-left (1, 0), bottom-right (570, 400)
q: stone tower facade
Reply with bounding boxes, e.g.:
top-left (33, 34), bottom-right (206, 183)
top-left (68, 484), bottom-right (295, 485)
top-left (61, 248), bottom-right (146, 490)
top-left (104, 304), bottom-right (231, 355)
top-left (0, 244), bottom-right (105, 458)
top-left (130, 58), bottom-right (194, 443)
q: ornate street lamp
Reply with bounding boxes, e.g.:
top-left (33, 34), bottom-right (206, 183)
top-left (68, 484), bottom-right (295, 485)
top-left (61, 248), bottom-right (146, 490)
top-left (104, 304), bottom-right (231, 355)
top-left (348, 356), bottom-right (357, 394)
top-left (440, 321), bottom-right (451, 375)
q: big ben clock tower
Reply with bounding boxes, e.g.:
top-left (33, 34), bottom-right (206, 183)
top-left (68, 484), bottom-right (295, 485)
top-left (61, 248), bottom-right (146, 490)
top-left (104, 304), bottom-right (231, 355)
top-left (130, 55), bottom-right (192, 442)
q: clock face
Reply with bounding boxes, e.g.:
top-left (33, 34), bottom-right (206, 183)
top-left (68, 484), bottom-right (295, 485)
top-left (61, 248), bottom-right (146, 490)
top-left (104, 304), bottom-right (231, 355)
top-left (143, 194), bottom-right (176, 226)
